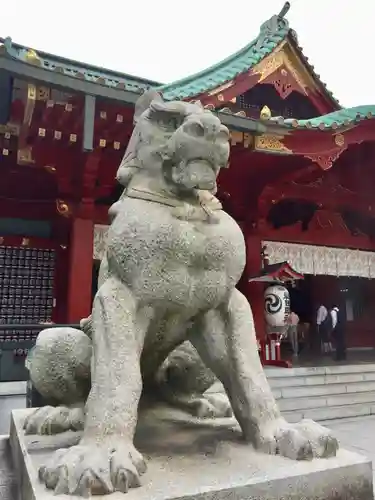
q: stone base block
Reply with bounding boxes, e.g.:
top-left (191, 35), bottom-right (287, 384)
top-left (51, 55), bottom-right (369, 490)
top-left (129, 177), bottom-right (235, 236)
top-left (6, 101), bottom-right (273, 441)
top-left (10, 407), bottom-right (374, 500)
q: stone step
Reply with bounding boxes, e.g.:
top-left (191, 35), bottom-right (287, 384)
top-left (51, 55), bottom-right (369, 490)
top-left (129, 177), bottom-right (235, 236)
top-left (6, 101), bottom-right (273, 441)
top-left (283, 401), bottom-right (375, 423)
top-left (278, 390), bottom-right (375, 412)
top-left (265, 363), bottom-right (375, 378)
top-left (268, 370), bottom-right (375, 388)
top-left (208, 373), bottom-right (375, 397)
top-left (277, 380), bottom-right (375, 399)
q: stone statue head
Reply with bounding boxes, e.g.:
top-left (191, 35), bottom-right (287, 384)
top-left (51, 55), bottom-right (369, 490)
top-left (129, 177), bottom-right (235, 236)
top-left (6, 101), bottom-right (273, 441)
top-left (116, 90), bottom-right (230, 195)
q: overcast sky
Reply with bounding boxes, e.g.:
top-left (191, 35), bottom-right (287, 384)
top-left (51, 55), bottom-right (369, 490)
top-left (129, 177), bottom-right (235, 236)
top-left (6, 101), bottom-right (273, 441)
top-left (2, 0), bottom-right (372, 108)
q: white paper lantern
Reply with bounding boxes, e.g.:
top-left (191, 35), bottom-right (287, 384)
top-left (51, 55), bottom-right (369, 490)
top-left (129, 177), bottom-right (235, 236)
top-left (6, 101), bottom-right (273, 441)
top-left (264, 284), bottom-right (290, 328)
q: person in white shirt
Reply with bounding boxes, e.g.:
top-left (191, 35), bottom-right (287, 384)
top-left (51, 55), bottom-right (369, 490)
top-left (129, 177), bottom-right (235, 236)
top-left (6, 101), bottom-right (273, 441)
top-left (316, 304), bottom-right (332, 354)
top-left (330, 306), bottom-right (339, 330)
top-left (316, 304), bottom-right (328, 328)
top-left (330, 305), bottom-right (346, 361)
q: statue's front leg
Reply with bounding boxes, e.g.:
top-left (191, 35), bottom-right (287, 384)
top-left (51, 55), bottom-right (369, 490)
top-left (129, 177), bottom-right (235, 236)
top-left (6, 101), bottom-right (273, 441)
top-left (190, 289), bottom-right (338, 460)
top-left (39, 276), bottom-right (150, 496)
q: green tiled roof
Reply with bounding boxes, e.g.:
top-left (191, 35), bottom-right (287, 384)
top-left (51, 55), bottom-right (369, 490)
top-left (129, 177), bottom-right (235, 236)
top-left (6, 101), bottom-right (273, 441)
top-left (1, 3), bottom-right (340, 109)
top-left (158, 10), bottom-right (290, 101)
top-left (276, 105), bottom-right (375, 130)
top-left (157, 2), bottom-right (340, 109)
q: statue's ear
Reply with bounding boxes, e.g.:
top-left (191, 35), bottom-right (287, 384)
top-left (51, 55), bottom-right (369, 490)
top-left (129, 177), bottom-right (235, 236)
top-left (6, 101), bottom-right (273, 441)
top-left (134, 89), bottom-right (163, 123)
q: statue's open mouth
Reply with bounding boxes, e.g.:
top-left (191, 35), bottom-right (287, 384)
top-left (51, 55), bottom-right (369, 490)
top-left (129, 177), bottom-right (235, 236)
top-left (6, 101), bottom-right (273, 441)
top-left (185, 158), bottom-right (217, 190)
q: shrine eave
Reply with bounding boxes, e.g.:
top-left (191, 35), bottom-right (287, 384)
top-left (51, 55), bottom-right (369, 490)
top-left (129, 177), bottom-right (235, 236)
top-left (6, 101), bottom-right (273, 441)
top-left (248, 261), bottom-right (304, 283)
top-left (269, 105), bottom-right (375, 131)
top-left (0, 36), bottom-right (159, 96)
top-left (157, 3), bottom-right (340, 109)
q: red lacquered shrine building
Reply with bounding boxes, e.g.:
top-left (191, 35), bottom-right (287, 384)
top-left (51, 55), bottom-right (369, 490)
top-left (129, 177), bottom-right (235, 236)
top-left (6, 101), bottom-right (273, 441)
top-left (2, 2), bottom-right (375, 352)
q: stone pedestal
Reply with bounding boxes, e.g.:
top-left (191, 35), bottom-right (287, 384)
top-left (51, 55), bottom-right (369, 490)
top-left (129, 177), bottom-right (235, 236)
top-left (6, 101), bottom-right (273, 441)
top-left (10, 407), bottom-right (374, 500)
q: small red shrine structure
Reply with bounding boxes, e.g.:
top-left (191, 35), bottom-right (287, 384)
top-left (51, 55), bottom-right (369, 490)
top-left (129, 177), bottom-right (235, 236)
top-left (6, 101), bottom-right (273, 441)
top-left (2, 2), bottom-right (375, 351)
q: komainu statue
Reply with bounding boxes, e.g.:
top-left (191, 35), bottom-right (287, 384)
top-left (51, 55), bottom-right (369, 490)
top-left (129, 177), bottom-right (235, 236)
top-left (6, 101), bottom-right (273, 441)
top-left (25, 90), bottom-right (338, 496)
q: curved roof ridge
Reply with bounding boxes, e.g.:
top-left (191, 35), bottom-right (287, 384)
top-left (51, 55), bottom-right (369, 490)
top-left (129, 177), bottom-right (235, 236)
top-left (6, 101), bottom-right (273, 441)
top-left (274, 105), bottom-right (375, 129)
top-left (157, 5), bottom-right (291, 100)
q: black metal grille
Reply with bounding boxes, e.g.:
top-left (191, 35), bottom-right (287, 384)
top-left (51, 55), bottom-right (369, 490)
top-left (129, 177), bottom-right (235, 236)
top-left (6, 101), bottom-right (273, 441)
top-left (0, 246), bottom-right (55, 342)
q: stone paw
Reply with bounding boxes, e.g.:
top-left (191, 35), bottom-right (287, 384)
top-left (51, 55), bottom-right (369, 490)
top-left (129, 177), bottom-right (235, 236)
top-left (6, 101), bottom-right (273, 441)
top-left (24, 406), bottom-right (84, 435)
top-left (203, 393), bottom-right (233, 418)
top-left (169, 393), bottom-right (232, 418)
top-left (255, 417), bottom-right (338, 460)
top-left (39, 441), bottom-right (147, 495)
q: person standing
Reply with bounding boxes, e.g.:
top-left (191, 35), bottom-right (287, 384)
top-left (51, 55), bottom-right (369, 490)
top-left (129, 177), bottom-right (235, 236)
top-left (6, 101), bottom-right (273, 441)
top-left (330, 305), bottom-right (346, 361)
top-left (287, 310), bottom-right (300, 357)
top-left (316, 303), bottom-right (328, 354)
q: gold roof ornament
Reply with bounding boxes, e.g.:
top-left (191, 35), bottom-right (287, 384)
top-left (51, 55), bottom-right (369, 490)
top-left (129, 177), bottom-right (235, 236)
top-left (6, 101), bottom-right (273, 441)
top-left (24, 48), bottom-right (41, 66)
top-left (260, 105), bottom-right (271, 120)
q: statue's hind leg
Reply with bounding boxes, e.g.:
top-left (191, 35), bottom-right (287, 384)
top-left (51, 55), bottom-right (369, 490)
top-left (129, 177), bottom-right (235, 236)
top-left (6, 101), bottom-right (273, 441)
top-left (38, 276), bottom-right (150, 496)
top-left (189, 288), bottom-right (338, 460)
top-left (24, 328), bottom-right (91, 435)
top-left (157, 341), bottom-right (232, 418)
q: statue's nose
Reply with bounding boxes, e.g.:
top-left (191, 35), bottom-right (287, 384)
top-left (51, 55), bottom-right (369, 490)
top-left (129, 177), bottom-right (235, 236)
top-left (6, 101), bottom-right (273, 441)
top-left (183, 115), bottom-right (229, 141)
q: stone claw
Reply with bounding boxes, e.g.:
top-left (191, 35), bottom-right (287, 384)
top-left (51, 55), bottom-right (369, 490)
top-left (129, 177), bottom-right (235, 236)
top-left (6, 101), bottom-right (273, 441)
top-left (23, 405), bottom-right (84, 435)
top-left (255, 417), bottom-right (339, 460)
top-left (39, 442), bottom-right (147, 495)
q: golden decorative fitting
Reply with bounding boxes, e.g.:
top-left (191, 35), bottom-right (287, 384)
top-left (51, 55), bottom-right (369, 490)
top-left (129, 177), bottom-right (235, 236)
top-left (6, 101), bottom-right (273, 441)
top-left (243, 134), bottom-right (253, 148)
top-left (113, 141), bottom-right (120, 150)
top-left (21, 238), bottom-right (30, 246)
top-left (207, 81), bottom-right (234, 97)
top-left (69, 134), bottom-right (77, 143)
top-left (0, 124), bottom-right (19, 136)
top-left (99, 139), bottom-right (107, 148)
top-left (217, 94), bottom-right (224, 102)
top-left (27, 85), bottom-right (36, 100)
top-left (2, 148), bottom-right (9, 156)
top-left (116, 114), bottom-right (123, 123)
top-left (253, 51), bottom-right (284, 82)
top-left (65, 103), bottom-right (73, 112)
top-left (230, 130), bottom-right (244, 146)
top-left (37, 87), bottom-right (50, 101)
top-left (17, 147), bottom-right (34, 165)
top-left (100, 111), bottom-right (107, 119)
top-left (334, 133), bottom-right (345, 147)
top-left (44, 165), bottom-right (56, 173)
top-left (230, 97), bottom-right (237, 104)
top-left (254, 134), bottom-right (291, 154)
top-left (56, 199), bottom-right (70, 217)
top-left (38, 128), bottom-right (46, 137)
top-left (25, 49), bottom-right (41, 66)
top-left (54, 130), bottom-right (62, 140)
top-left (260, 106), bottom-right (271, 120)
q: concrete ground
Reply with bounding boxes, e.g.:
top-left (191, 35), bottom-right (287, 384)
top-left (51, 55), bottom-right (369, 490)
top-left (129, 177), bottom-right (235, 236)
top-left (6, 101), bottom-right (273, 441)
top-left (321, 415), bottom-right (375, 479)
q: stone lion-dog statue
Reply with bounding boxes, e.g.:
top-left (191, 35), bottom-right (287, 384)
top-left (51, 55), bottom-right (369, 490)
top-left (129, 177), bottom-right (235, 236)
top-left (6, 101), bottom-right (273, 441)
top-left (24, 90), bottom-right (338, 496)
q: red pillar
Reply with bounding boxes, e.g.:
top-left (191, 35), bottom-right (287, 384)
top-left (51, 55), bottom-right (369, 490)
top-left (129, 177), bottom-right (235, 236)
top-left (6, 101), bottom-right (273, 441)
top-left (66, 218), bottom-right (94, 323)
top-left (245, 234), bottom-right (265, 341)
